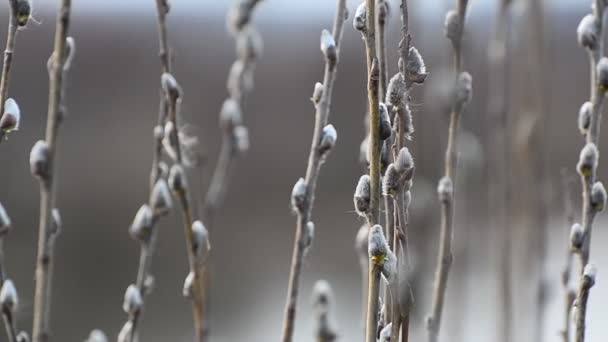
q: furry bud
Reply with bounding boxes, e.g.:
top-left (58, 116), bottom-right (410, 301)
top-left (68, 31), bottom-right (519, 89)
top-left (583, 263), bottom-right (597, 288)
top-left (597, 57), bottom-right (608, 91)
top-left (579, 101), bottom-right (592, 135)
top-left (319, 124), bottom-right (337, 155)
top-left (577, 14), bottom-right (599, 50)
top-left (395, 147), bottom-right (414, 174)
top-left (381, 250), bottom-right (397, 284)
top-left (291, 178), bottom-right (308, 213)
top-left (444, 10), bottom-right (462, 46)
top-left (379, 103), bottom-right (392, 141)
top-left (129, 204), bottom-right (154, 244)
top-left (16, 332), bottom-right (29, 342)
top-left (192, 220), bottom-right (210, 260)
top-left (379, 322), bottom-right (392, 342)
top-left (570, 223), bottom-right (584, 251)
top-left (123, 284), bottom-right (143, 315)
top-left (0, 98), bottom-right (21, 133)
top-left (150, 179), bottom-right (173, 215)
top-left (304, 221), bottom-right (315, 250)
top-left (0, 279), bottom-right (18, 315)
top-left (455, 71), bottom-right (473, 108)
top-left (353, 2), bottom-right (367, 33)
top-left (437, 176), bottom-right (453, 203)
top-left (64, 37), bottom-right (76, 71)
top-left (407, 46), bottom-right (428, 84)
top-left (183, 271), bottom-right (194, 298)
top-left (161, 72), bottom-right (182, 100)
top-left (168, 164), bottom-right (187, 193)
top-left (233, 125), bottom-right (249, 154)
top-left (386, 73), bottom-right (406, 108)
top-left (320, 30), bottom-right (337, 66)
top-left (359, 137), bottom-right (369, 166)
top-left (29, 140), bottom-right (50, 180)
top-left (0, 202), bottom-right (11, 236)
top-left (590, 181), bottom-right (607, 212)
top-left (312, 279), bottom-right (333, 309)
top-left (368, 225), bottom-right (388, 265)
top-left (577, 143), bottom-right (599, 178)
top-left (51, 208), bottom-right (62, 237)
top-left (354, 175), bottom-right (371, 217)
top-left (15, 0), bottom-right (32, 27)
top-left (377, 1), bottom-right (389, 25)
top-left (312, 279), bottom-right (337, 341)
top-left (219, 98), bottom-right (243, 131)
top-left (383, 164), bottom-right (400, 196)
top-left (86, 330), bottom-right (108, 342)
top-left (356, 224), bottom-right (369, 261)
top-left (312, 82), bottom-right (324, 105)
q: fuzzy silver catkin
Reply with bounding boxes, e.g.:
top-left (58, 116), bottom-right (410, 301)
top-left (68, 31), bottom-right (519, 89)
top-left (381, 250), bottom-right (397, 284)
top-left (312, 82), bottom-right (324, 105)
top-left (15, 0), bottom-right (32, 27)
top-left (353, 2), bottom-right (366, 33)
top-left (29, 140), bottom-right (50, 180)
top-left (455, 71), bottom-right (473, 108)
top-left (583, 264), bottom-right (597, 286)
top-left (0, 98), bottom-right (20, 132)
top-left (86, 329), bottom-right (108, 342)
top-left (312, 279), bottom-right (337, 341)
top-left (577, 14), bottom-right (598, 50)
top-left (577, 142), bottom-right (599, 177)
top-left (161, 72), bottom-right (182, 100)
top-left (51, 208), bottom-right (62, 237)
top-left (383, 164), bottom-right (400, 196)
top-left (182, 271), bottom-right (194, 298)
top-left (590, 181), bottom-right (607, 212)
top-left (597, 57), bottom-right (608, 91)
top-left (168, 164), bottom-right (187, 193)
top-left (386, 72), bottom-right (406, 109)
top-left (319, 124), bottom-right (338, 155)
top-left (291, 177), bottom-right (307, 213)
top-left (570, 223), bottom-right (585, 251)
top-left (191, 220), bottom-right (210, 261)
top-left (395, 147), bottom-right (414, 174)
top-left (354, 175), bottom-right (371, 217)
top-left (407, 46), bottom-right (428, 84)
top-left (0, 201), bottom-right (11, 235)
top-left (219, 98), bottom-right (243, 131)
top-left (321, 29), bottom-right (337, 66)
top-left (444, 10), bottom-right (461, 45)
top-left (579, 101), bottom-right (592, 135)
top-left (379, 103), bottom-right (392, 141)
top-left (437, 176), bottom-right (453, 203)
top-left (63, 37), bottom-right (77, 72)
top-left (16, 331), bottom-right (29, 342)
top-left (129, 204), bottom-right (154, 244)
top-left (379, 322), bottom-right (392, 342)
top-left (233, 125), bottom-right (250, 153)
top-left (150, 178), bottom-right (173, 215)
top-left (123, 284), bottom-right (143, 315)
top-left (304, 221), bottom-right (315, 251)
top-left (368, 224), bottom-right (388, 264)
top-left (0, 279), bottom-right (18, 315)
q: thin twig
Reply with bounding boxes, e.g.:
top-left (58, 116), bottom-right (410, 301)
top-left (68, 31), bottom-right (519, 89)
top-left (31, 1), bottom-right (73, 341)
top-left (280, 2), bottom-right (347, 341)
top-left (573, 1), bottom-right (607, 341)
top-left (427, 1), bottom-right (471, 342)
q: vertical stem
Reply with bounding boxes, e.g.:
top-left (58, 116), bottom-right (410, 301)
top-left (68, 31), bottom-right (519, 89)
top-left (0, 0), bottom-right (19, 121)
top-left (32, 1), bottom-right (72, 342)
top-left (280, 2), bottom-right (347, 341)
top-left (427, 2), bottom-right (469, 342)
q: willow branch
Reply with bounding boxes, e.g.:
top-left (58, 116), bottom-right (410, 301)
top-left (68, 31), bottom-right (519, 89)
top-left (427, 1), bottom-right (471, 342)
top-left (32, 1), bottom-right (72, 341)
top-left (281, 2), bottom-right (346, 341)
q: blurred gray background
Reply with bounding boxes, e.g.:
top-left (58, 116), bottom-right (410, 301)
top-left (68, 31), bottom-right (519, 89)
top-left (0, 0), bottom-right (606, 341)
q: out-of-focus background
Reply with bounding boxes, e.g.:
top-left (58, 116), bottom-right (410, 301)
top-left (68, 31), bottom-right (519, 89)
top-left (0, 0), bottom-right (605, 341)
